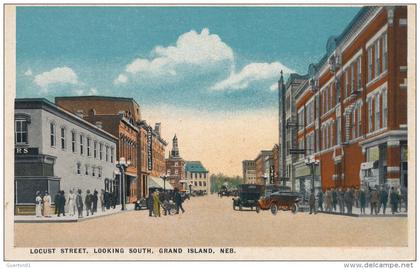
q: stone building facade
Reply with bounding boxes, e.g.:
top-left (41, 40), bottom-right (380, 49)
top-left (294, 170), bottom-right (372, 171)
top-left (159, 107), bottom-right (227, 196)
top-left (14, 98), bottom-right (117, 215)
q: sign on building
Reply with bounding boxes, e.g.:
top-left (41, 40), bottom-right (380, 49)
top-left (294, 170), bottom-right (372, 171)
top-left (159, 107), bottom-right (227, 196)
top-left (147, 126), bottom-right (153, 171)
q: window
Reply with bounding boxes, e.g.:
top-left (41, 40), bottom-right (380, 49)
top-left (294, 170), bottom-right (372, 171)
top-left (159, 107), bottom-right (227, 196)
top-left (199, 181), bottom-right (202, 187)
top-left (352, 110), bottom-right (356, 139)
top-left (60, 127), bottom-right (66, 149)
top-left (345, 70), bottom-right (349, 98)
top-left (326, 125), bottom-right (329, 149)
top-left (382, 33), bottom-right (388, 72)
top-left (350, 64), bottom-right (354, 93)
top-left (336, 117), bottom-right (341, 145)
top-left (94, 141), bottom-right (97, 158)
top-left (80, 135), bottom-right (84, 155)
top-left (375, 94), bottom-right (380, 130)
top-left (357, 105), bottom-right (362, 137)
top-left (99, 143), bottom-right (103, 160)
top-left (306, 100), bottom-right (314, 126)
top-left (111, 147), bottom-right (114, 163)
top-left (98, 167), bottom-right (102, 178)
top-left (203, 182), bottom-right (206, 187)
top-left (76, 163), bottom-right (81, 175)
top-left (71, 131), bottom-right (76, 153)
top-left (175, 170), bottom-right (178, 175)
top-left (298, 108), bottom-right (305, 131)
top-left (329, 84), bottom-right (333, 108)
top-left (50, 122), bottom-right (56, 147)
top-left (194, 181), bottom-right (197, 186)
top-left (368, 47), bottom-right (373, 82)
top-left (87, 137), bottom-right (91, 156)
top-left (382, 89), bottom-right (388, 128)
top-left (92, 166), bottom-right (96, 177)
top-left (375, 40), bottom-right (380, 77)
top-left (368, 98), bottom-right (373, 132)
top-left (106, 146), bottom-right (109, 162)
top-left (85, 164), bottom-right (89, 176)
top-left (15, 119), bottom-right (28, 144)
top-left (204, 173), bottom-right (206, 179)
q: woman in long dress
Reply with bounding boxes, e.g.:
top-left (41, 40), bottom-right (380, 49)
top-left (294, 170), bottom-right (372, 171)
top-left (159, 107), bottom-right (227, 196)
top-left (35, 191), bottom-right (42, 217)
top-left (153, 190), bottom-right (161, 217)
top-left (43, 191), bottom-right (51, 217)
top-left (67, 189), bottom-right (76, 216)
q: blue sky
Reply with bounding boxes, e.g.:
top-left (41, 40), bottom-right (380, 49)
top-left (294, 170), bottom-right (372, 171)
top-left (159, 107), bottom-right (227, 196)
top-left (16, 6), bottom-right (360, 112)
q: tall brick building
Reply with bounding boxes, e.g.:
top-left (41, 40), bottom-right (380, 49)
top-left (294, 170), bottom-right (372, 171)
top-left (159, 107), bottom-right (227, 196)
top-left (291, 6), bottom-right (407, 193)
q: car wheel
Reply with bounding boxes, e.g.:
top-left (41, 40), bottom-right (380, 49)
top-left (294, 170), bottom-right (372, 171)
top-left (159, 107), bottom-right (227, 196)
top-left (270, 204), bottom-right (278, 215)
top-left (239, 204), bottom-right (243, 211)
top-left (256, 205), bottom-right (260, 213)
top-left (170, 207), bottom-right (177, 215)
top-left (233, 202), bottom-right (236, 211)
top-left (291, 203), bottom-right (297, 213)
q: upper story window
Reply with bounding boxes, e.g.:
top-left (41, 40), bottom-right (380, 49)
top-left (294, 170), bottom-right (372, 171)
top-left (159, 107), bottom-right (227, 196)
top-left (71, 131), bottom-right (76, 153)
top-left (94, 141), bottom-right (97, 158)
top-left (15, 117), bottom-right (29, 145)
top-left (374, 94), bottom-right (380, 130)
top-left (375, 40), bottom-right (381, 77)
top-left (76, 162), bottom-right (81, 175)
top-left (368, 98), bottom-right (373, 132)
top-left (50, 122), bottom-right (56, 147)
top-left (79, 134), bottom-right (84, 155)
top-left (99, 143), bottom-right (103, 160)
top-left (382, 33), bottom-right (388, 72)
top-left (336, 116), bottom-right (341, 145)
top-left (306, 99), bottom-right (314, 126)
top-left (111, 147), bottom-right (114, 163)
top-left (357, 57), bottom-right (362, 90)
top-left (382, 89), bottom-right (388, 128)
top-left (60, 127), bottom-right (66, 150)
top-left (298, 108), bottom-right (305, 131)
top-left (368, 47), bottom-right (373, 82)
top-left (87, 137), bottom-right (91, 157)
top-left (106, 145), bottom-right (109, 162)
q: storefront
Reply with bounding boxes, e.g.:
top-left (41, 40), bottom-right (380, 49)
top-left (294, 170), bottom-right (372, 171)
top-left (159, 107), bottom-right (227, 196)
top-left (294, 160), bottom-right (321, 199)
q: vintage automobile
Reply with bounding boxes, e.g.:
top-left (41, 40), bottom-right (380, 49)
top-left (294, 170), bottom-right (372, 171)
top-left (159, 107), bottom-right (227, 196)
top-left (232, 184), bottom-right (263, 211)
top-left (256, 185), bottom-right (301, 215)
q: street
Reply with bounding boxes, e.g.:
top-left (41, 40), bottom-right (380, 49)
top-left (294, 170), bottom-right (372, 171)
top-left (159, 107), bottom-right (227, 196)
top-left (15, 194), bottom-right (407, 247)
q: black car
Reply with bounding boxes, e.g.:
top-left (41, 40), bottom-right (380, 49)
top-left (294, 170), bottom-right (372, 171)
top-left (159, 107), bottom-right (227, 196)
top-left (232, 184), bottom-right (263, 211)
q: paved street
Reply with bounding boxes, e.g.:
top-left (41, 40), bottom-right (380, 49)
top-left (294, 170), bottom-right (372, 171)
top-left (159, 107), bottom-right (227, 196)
top-left (15, 194), bottom-right (407, 247)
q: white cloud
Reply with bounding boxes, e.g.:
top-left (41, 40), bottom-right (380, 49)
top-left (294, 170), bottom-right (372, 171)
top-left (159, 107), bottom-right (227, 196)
top-left (34, 66), bottom-right (78, 88)
top-left (211, 62), bottom-right (294, 91)
top-left (115, 28), bottom-right (234, 84)
top-left (24, 69), bottom-right (33, 76)
top-left (270, 83), bottom-right (278, 91)
top-left (114, 74), bottom-right (128, 85)
top-left (88, 88), bottom-right (98, 95)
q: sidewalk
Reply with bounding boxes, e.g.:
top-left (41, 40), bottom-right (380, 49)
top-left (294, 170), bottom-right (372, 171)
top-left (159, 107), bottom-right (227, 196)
top-left (14, 204), bottom-right (135, 223)
top-left (316, 209), bottom-right (407, 218)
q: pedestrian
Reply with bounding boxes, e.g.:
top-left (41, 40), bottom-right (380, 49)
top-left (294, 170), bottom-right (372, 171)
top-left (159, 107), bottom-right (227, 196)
top-left (68, 189), bottom-right (76, 216)
top-left (54, 191), bottom-right (60, 215)
top-left (359, 188), bottom-right (366, 215)
top-left (344, 188), bottom-right (353, 215)
top-left (390, 187), bottom-right (399, 215)
top-left (76, 189), bottom-right (83, 218)
top-left (111, 192), bottom-right (117, 209)
top-left (325, 188), bottom-right (332, 213)
top-left (317, 190), bottom-right (324, 212)
top-left (370, 187), bottom-right (379, 215)
top-left (43, 191), bottom-right (52, 217)
top-left (332, 188), bottom-right (337, 212)
top-left (338, 188), bottom-right (345, 214)
top-left (100, 189), bottom-right (105, 212)
top-left (400, 186), bottom-right (407, 212)
top-left (379, 186), bottom-right (388, 214)
top-left (174, 188), bottom-right (185, 214)
top-left (57, 190), bottom-right (66, 217)
top-left (355, 187), bottom-right (360, 208)
top-left (92, 190), bottom-right (98, 214)
top-left (147, 191), bottom-right (154, 217)
top-left (309, 190), bottom-right (316, 215)
top-left (85, 189), bottom-right (92, 216)
top-left (35, 191), bottom-right (43, 218)
top-left (104, 191), bottom-right (110, 210)
top-left (153, 190), bottom-right (161, 217)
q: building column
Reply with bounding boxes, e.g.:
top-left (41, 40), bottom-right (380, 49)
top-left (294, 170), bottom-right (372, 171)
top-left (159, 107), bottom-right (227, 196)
top-left (386, 140), bottom-right (401, 186)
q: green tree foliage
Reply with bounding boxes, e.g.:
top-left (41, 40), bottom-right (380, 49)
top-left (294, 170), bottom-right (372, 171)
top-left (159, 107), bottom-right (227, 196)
top-left (210, 173), bottom-right (243, 193)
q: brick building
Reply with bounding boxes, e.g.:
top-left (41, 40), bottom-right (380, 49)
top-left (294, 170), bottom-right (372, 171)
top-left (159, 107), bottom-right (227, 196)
top-left (292, 6), bottom-right (407, 193)
top-left (165, 135), bottom-right (186, 190)
top-left (254, 150), bottom-right (273, 185)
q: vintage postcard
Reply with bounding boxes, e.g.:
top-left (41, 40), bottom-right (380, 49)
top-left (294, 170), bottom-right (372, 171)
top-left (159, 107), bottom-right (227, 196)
top-left (3, 3), bottom-right (416, 262)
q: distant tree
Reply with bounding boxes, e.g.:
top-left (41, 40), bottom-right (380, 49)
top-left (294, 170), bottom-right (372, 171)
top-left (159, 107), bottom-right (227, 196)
top-left (209, 173), bottom-right (242, 192)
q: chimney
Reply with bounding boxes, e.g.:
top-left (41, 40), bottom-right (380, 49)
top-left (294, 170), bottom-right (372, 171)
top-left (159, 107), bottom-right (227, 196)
top-left (95, 121), bottom-right (103, 129)
top-left (75, 110), bottom-right (84, 118)
top-left (154, 123), bottom-right (161, 136)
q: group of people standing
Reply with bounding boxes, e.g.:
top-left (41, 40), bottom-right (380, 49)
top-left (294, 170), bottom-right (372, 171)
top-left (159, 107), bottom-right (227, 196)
top-left (35, 189), bottom-right (119, 218)
top-left (147, 188), bottom-right (185, 217)
top-left (308, 185), bottom-right (407, 215)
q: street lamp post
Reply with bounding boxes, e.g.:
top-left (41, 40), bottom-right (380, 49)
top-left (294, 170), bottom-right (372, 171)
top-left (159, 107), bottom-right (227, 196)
top-left (161, 174), bottom-right (169, 193)
top-left (116, 157), bottom-right (131, 211)
top-left (305, 156), bottom-right (320, 192)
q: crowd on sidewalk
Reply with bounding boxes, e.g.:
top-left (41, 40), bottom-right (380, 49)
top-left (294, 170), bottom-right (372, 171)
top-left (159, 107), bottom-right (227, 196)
top-left (308, 185), bottom-right (407, 216)
top-left (35, 188), bottom-right (119, 219)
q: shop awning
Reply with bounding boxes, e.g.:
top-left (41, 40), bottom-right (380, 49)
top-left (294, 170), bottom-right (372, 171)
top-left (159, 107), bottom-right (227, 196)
top-left (148, 176), bottom-right (174, 190)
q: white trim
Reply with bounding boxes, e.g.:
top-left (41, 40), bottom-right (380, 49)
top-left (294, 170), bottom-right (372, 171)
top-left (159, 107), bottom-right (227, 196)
top-left (365, 24), bottom-right (388, 48)
top-left (387, 167), bottom-right (400, 172)
top-left (399, 124), bottom-right (407, 129)
top-left (367, 81), bottom-right (388, 99)
top-left (400, 66), bottom-right (407, 72)
top-left (366, 70), bottom-right (388, 88)
top-left (342, 49), bottom-right (363, 70)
